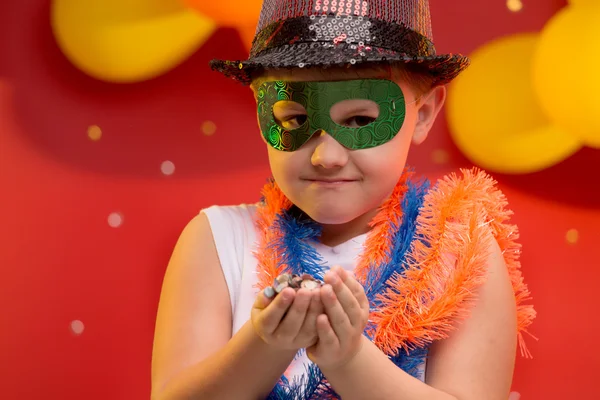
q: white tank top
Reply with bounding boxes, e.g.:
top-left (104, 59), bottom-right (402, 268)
top-left (201, 204), bottom-right (426, 383)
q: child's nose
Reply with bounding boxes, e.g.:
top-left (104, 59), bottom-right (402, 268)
top-left (310, 131), bottom-right (349, 169)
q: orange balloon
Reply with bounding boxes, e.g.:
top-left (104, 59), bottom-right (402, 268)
top-left (239, 25), bottom-right (257, 51)
top-left (183, 0), bottom-right (262, 26)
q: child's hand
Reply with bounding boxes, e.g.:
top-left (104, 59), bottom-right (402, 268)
top-left (251, 286), bottom-right (323, 351)
top-left (306, 266), bottom-right (370, 370)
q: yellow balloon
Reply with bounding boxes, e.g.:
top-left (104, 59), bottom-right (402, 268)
top-left (51, 0), bottom-right (217, 83)
top-left (447, 33), bottom-right (582, 174)
top-left (567, 0), bottom-right (595, 6)
top-left (532, 5), bottom-right (600, 148)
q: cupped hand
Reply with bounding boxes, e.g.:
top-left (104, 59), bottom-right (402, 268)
top-left (251, 285), bottom-right (323, 350)
top-left (307, 266), bottom-right (370, 369)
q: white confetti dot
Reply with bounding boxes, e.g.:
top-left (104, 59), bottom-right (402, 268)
top-left (161, 160), bottom-right (175, 176)
top-left (108, 212), bottom-right (123, 228)
top-left (70, 320), bottom-right (85, 335)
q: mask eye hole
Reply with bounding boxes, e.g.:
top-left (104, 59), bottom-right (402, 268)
top-left (330, 99), bottom-right (379, 128)
top-left (273, 101), bottom-right (308, 130)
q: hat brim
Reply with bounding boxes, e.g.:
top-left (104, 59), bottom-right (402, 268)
top-left (209, 42), bottom-right (470, 86)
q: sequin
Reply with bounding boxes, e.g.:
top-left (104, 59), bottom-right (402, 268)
top-left (210, 0), bottom-right (470, 86)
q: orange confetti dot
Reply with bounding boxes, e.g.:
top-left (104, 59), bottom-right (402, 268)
top-left (507, 0), bottom-right (523, 12)
top-left (566, 229), bottom-right (579, 244)
top-left (202, 121), bottom-right (217, 136)
top-left (87, 125), bottom-right (102, 141)
top-left (431, 149), bottom-right (450, 165)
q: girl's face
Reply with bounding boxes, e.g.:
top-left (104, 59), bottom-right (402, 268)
top-left (255, 67), bottom-right (446, 227)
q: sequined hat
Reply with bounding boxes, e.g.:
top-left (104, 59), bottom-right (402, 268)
top-left (210, 0), bottom-right (470, 86)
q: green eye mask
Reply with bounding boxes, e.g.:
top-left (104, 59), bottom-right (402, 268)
top-left (257, 79), bottom-right (406, 152)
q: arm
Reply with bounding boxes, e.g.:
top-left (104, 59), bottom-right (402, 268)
top-left (319, 238), bottom-right (518, 400)
top-left (150, 213), bottom-right (297, 400)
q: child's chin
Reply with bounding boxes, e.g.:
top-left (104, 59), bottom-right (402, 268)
top-left (304, 208), bottom-right (358, 225)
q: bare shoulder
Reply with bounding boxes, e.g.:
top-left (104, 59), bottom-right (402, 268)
top-left (151, 213), bottom-right (232, 395)
top-left (425, 236), bottom-right (518, 400)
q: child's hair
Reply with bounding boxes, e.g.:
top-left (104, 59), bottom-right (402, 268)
top-left (250, 62), bottom-right (435, 100)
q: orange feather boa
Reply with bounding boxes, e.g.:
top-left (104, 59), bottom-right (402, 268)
top-left (254, 168), bottom-right (536, 358)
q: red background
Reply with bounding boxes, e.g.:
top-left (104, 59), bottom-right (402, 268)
top-left (1, 0), bottom-right (598, 399)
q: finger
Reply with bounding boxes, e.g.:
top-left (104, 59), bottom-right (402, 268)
top-left (316, 313), bottom-right (339, 348)
top-left (340, 271), bottom-right (370, 311)
top-left (254, 288), bottom-right (296, 334)
top-left (274, 288), bottom-right (313, 338)
top-left (297, 290), bottom-right (323, 340)
top-left (324, 270), bottom-right (362, 326)
top-left (331, 265), bottom-right (349, 280)
top-left (321, 283), bottom-right (353, 341)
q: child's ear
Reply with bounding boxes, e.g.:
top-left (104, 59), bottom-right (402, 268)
top-left (412, 85), bottom-right (446, 145)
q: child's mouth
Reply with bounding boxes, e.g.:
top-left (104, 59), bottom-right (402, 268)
top-left (306, 178), bottom-right (358, 187)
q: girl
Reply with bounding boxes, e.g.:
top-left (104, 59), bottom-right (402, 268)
top-left (151, 1), bottom-right (535, 399)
